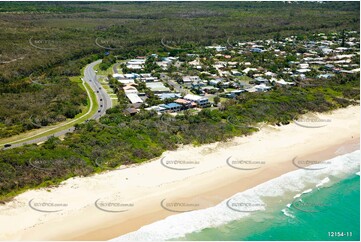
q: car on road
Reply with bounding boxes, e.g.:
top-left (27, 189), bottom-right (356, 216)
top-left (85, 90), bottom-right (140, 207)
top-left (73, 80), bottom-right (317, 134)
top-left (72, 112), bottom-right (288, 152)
top-left (100, 98), bottom-right (103, 101)
top-left (4, 144), bottom-right (11, 148)
top-left (97, 91), bottom-right (99, 93)
top-left (98, 110), bottom-right (101, 113)
top-left (100, 105), bottom-right (103, 107)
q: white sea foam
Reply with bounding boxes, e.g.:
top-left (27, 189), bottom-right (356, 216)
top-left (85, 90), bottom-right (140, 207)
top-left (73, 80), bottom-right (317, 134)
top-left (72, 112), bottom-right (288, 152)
top-left (281, 208), bottom-right (295, 219)
top-left (316, 177), bottom-right (330, 188)
top-left (111, 150), bottom-right (360, 241)
top-left (302, 188), bottom-right (312, 194)
top-left (293, 193), bottom-right (302, 199)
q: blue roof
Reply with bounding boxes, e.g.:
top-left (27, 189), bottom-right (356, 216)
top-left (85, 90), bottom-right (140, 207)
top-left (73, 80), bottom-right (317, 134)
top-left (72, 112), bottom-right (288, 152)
top-left (162, 103), bottom-right (182, 109)
top-left (251, 48), bottom-right (263, 53)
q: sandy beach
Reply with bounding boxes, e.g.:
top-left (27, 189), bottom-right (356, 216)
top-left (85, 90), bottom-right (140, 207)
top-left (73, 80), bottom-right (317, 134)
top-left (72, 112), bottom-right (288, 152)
top-left (0, 105), bottom-right (359, 241)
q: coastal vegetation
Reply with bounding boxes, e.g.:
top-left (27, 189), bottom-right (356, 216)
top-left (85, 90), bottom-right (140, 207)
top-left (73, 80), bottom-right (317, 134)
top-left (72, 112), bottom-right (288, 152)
top-left (0, 1), bottom-right (359, 136)
top-left (0, 70), bottom-right (359, 201)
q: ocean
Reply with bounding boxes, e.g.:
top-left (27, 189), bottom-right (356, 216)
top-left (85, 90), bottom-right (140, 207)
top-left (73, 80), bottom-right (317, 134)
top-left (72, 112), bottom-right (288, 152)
top-left (112, 150), bottom-right (360, 241)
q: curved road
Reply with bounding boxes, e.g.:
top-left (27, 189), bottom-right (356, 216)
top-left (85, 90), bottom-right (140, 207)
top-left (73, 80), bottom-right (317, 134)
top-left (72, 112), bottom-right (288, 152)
top-left (84, 59), bottom-right (112, 120)
top-left (3, 60), bottom-right (112, 149)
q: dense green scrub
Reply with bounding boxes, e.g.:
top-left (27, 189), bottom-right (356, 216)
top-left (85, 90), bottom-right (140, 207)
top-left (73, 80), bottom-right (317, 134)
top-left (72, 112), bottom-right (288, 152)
top-left (0, 72), bottom-right (359, 201)
top-left (0, 1), bottom-right (359, 136)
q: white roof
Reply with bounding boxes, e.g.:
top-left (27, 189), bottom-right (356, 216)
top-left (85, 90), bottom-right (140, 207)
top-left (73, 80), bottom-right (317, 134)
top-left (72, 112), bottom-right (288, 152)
top-left (242, 67), bottom-right (257, 74)
top-left (184, 94), bottom-right (205, 101)
top-left (270, 78), bottom-right (295, 85)
top-left (113, 73), bottom-right (124, 78)
top-left (117, 79), bottom-right (135, 84)
top-left (126, 93), bottom-right (143, 104)
top-left (296, 69), bottom-right (311, 73)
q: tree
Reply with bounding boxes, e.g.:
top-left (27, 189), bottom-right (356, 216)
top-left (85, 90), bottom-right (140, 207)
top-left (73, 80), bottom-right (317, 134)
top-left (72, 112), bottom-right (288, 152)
top-left (214, 96), bottom-right (220, 105)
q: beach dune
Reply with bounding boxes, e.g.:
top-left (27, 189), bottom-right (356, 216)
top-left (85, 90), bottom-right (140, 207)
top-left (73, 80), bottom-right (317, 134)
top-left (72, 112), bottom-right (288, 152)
top-left (0, 105), bottom-right (359, 240)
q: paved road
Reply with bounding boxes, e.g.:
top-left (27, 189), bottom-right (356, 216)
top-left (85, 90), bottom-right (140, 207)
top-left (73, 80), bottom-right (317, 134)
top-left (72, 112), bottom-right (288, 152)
top-left (3, 59), bottom-right (112, 149)
top-left (112, 62), bottom-right (121, 74)
top-left (84, 60), bottom-right (112, 120)
top-left (161, 73), bottom-right (188, 94)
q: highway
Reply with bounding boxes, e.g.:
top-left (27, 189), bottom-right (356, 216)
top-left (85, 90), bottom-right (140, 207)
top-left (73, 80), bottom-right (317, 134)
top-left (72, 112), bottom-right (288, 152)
top-left (84, 59), bottom-right (112, 120)
top-left (2, 59), bottom-right (112, 149)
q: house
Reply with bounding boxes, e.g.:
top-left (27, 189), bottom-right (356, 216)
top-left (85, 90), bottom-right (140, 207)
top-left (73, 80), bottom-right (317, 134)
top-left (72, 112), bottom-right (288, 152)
top-left (160, 102), bottom-right (182, 113)
top-left (206, 45), bottom-right (227, 52)
top-left (264, 71), bottom-right (277, 77)
top-left (246, 84), bottom-right (272, 93)
top-left (146, 82), bottom-right (170, 93)
top-left (126, 59), bottom-right (146, 70)
top-left (270, 78), bottom-right (295, 86)
top-left (124, 108), bottom-right (138, 116)
top-left (191, 81), bottom-right (206, 89)
top-left (324, 64), bottom-right (335, 70)
top-left (123, 85), bottom-right (139, 94)
top-left (140, 76), bottom-right (158, 82)
top-left (231, 70), bottom-right (242, 76)
top-left (242, 67), bottom-right (257, 74)
top-left (225, 90), bottom-right (244, 98)
top-left (182, 76), bottom-right (200, 83)
top-left (127, 59), bottom-right (145, 65)
top-left (317, 74), bottom-right (335, 79)
top-left (174, 98), bottom-right (196, 109)
top-left (201, 86), bottom-right (219, 94)
top-left (126, 93), bottom-right (143, 104)
top-left (299, 63), bottom-right (310, 69)
top-left (113, 73), bottom-right (136, 84)
top-left (183, 94), bottom-right (210, 107)
top-left (209, 79), bottom-right (221, 86)
top-left (156, 93), bottom-right (181, 100)
top-left (255, 84), bottom-right (272, 92)
top-left (254, 77), bottom-right (269, 84)
top-left (251, 47), bottom-right (263, 53)
top-left (145, 105), bottom-right (167, 113)
top-left (296, 68), bottom-right (311, 74)
top-left (117, 78), bottom-right (135, 85)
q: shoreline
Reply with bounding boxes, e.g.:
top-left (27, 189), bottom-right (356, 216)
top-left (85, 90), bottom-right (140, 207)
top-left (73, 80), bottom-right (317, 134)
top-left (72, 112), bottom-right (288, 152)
top-left (0, 105), bottom-right (359, 241)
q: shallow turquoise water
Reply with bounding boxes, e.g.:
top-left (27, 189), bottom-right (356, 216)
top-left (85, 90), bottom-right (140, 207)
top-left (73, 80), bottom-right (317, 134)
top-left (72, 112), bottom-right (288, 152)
top-left (112, 151), bottom-right (360, 241)
top-left (181, 174), bottom-right (360, 241)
